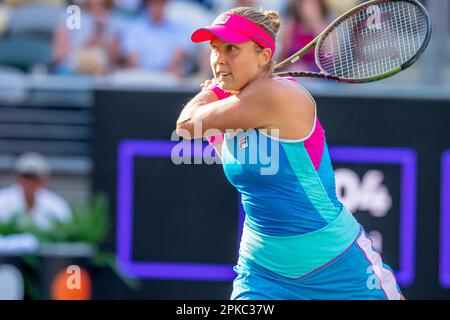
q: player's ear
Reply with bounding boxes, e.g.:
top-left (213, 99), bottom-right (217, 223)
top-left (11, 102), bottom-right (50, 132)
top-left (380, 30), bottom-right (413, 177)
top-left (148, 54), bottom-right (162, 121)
top-left (258, 48), bottom-right (272, 67)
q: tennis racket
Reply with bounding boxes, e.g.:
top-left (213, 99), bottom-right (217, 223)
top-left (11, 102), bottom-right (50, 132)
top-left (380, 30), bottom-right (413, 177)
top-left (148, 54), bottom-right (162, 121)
top-left (273, 0), bottom-right (432, 83)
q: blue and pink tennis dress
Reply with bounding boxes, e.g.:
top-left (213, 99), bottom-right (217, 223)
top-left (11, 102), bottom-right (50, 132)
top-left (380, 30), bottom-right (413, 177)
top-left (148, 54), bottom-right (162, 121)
top-left (217, 81), bottom-right (403, 300)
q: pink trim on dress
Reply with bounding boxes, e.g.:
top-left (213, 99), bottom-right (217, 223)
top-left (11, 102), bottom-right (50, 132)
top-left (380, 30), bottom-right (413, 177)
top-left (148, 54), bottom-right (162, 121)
top-left (304, 118), bottom-right (324, 171)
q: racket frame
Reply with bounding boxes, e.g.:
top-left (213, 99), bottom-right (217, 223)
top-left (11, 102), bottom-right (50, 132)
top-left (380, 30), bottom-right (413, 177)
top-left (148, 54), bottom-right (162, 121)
top-left (273, 0), bottom-right (432, 83)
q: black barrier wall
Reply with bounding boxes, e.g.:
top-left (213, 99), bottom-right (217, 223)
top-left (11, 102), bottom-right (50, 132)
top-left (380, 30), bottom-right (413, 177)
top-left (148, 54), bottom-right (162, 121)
top-left (93, 88), bottom-right (450, 299)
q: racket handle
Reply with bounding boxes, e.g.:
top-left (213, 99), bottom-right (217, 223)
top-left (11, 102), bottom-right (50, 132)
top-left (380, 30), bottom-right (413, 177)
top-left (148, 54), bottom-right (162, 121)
top-left (275, 71), bottom-right (341, 82)
top-left (273, 34), bottom-right (321, 71)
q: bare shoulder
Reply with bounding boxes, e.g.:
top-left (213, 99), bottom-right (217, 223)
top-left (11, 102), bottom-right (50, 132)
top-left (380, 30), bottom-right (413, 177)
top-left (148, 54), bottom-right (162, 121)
top-left (266, 78), bottom-right (315, 111)
top-left (236, 77), bottom-right (316, 136)
top-left (241, 77), bottom-right (312, 102)
top-left (262, 78), bottom-right (317, 139)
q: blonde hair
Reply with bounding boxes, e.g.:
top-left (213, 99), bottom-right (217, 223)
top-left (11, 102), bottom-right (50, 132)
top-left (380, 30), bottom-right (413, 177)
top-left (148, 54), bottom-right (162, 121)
top-left (228, 7), bottom-right (281, 39)
top-left (227, 7), bottom-right (281, 69)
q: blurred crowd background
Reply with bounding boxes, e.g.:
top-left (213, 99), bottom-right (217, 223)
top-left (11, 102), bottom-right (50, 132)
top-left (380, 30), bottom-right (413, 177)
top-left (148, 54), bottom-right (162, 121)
top-left (0, 0), bottom-right (448, 299)
top-left (0, 0), bottom-right (447, 85)
top-left (0, 0), bottom-right (447, 206)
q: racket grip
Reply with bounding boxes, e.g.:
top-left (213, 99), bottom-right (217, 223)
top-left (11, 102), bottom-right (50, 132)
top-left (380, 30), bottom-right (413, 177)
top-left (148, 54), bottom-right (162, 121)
top-left (206, 83), bottom-right (230, 145)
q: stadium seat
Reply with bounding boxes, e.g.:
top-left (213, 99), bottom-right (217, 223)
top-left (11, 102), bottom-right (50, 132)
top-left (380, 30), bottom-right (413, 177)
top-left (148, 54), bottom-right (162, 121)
top-left (8, 4), bottom-right (63, 37)
top-left (0, 34), bottom-right (52, 72)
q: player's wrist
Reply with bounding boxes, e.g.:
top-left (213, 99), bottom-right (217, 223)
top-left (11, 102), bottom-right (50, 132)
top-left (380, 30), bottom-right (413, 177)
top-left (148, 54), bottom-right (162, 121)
top-left (203, 81), bottom-right (232, 100)
top-left (200, 80), bottom-right (228, 146)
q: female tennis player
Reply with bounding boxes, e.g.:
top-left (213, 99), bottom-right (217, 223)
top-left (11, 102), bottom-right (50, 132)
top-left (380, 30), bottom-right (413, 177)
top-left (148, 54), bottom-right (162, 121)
top-left (176, 6), bottom-right (404, 300)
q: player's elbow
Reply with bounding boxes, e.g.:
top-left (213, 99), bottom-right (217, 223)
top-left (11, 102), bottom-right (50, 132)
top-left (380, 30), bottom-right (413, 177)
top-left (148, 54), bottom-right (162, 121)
top-left (176, 120), bottom-right (195, 140)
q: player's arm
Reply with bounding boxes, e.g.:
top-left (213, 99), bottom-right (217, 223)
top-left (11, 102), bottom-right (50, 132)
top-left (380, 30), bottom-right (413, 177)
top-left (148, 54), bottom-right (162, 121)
top-left (177, 80), bottom-right (234, 158)
top-left (176, 78), bottom-right (280, 139)
top-left (177, 89), bottom-right (218, 126)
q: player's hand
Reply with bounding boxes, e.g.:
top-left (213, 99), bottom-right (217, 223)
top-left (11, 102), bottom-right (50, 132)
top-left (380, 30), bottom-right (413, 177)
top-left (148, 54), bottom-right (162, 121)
top-left (200, 79), bottom-right (215, 91)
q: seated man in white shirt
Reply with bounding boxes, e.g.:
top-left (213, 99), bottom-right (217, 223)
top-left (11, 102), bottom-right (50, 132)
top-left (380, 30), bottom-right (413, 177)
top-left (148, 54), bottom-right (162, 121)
top-left (0, 152), bottom-right (72, 231)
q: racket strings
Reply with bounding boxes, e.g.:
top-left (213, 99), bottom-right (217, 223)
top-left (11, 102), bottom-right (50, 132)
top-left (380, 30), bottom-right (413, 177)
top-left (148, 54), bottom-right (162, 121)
top-left (318, 1), bottom-right (428, 80)
top-left (332, 2), bottom-right (425, 78)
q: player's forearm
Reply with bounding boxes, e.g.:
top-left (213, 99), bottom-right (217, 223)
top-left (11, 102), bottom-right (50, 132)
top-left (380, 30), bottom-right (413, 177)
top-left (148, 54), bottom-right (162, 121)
top-left (176, 90), bottom-right (218, 137)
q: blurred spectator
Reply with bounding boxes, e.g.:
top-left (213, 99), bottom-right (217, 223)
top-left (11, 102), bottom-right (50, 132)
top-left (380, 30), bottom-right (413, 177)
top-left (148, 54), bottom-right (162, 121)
top-left (5, 0), bottom-right (65, 6)
top-left (323, 0), bottom-right (360, 18)
top-left (212, 0), bottom-right (289, 15)
top-left (0, 152), bottom-right (72, 230)
top-left (53, 0), bottom-right (122, 75)
top-left (164, 0), bottom-right (215, 81)
top-left (279, 0), bottom-right (328, 72)
top-left (212, 0), bottom-right (258, 13)
top-left (0, 3), bottom-right (9, 38)
top-left (121, 0), bottom-right (191, 77)
top-left (231, 0), bottom-right (258, 7)
top-left (189, 0), bottom-right (214, 10)
top-left (113, 0), bottom-right (142, 14)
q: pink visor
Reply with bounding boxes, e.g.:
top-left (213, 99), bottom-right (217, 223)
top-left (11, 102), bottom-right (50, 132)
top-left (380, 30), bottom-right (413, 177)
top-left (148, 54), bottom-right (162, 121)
top-left (191, 13), bottom-right (276, 58)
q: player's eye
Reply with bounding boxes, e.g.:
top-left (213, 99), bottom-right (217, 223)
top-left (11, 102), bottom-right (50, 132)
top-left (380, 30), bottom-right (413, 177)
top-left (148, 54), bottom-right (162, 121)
top-left (226, 45), bottom-right (237, 52)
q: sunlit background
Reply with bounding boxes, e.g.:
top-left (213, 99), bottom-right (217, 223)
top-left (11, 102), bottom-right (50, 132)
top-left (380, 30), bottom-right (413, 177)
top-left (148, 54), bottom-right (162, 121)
top-left (0, 0), bottom-right (448, 300)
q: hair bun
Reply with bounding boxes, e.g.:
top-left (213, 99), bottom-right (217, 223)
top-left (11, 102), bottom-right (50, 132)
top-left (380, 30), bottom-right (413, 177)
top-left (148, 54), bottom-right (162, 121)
top-left (263, 10), bottom-right (281, 34)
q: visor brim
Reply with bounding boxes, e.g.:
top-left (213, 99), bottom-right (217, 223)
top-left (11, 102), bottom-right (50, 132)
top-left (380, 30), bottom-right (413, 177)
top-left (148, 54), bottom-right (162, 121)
top-left (191, 25), bottom-right (251, 44)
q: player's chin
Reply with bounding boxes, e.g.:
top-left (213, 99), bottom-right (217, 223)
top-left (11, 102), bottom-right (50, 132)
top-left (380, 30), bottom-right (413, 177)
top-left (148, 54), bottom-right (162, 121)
top-left (218, 81), bottom-right (236, 92)
top-left (221, 79), bottom-right (246, 93)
